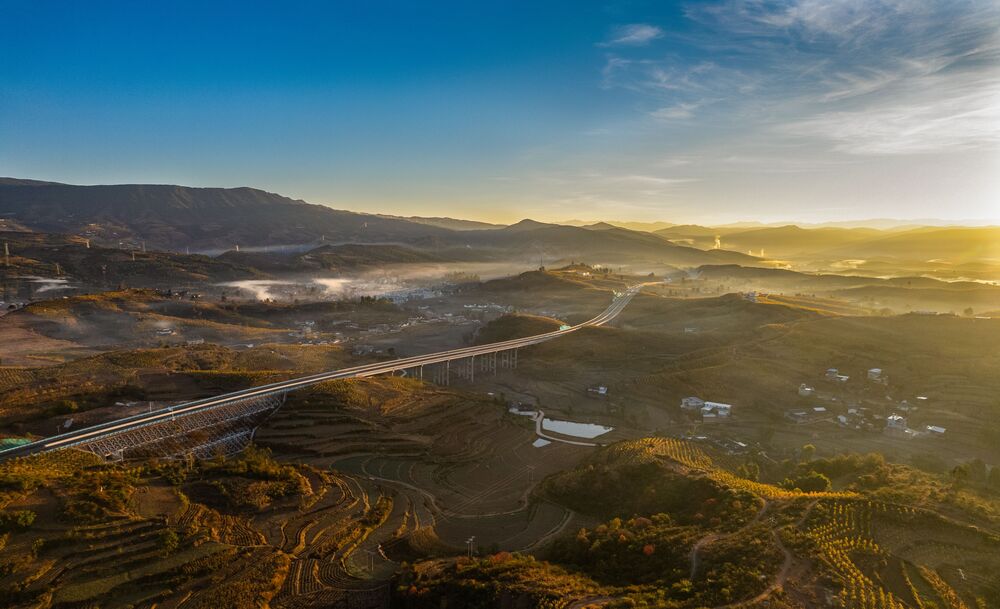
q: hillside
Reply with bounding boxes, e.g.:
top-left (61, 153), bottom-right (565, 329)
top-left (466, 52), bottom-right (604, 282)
top-left (473, 313), bottom-right (563, 344)
top-left (215, 243), bottom-right (449, 272)
top-left (402, 437), bottom-right (1000, 608)
top-left (376, 214), bottom-right (505, 230)
top-left (694, 264), bottom-right (1000, 312)
top-left (0, 179), bottom-right (449, 250)
top-left (0, 230), bottom-right (264, 285)
top-left (468, 220), bottom-right (757, 266)
top-left (821, 226), bottom-right (1000, 261)
top-left (1, 180), bottom-right (760, 266)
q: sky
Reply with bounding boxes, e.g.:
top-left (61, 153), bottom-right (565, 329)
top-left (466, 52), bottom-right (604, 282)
top-left (1, 0), bottom-right (998, 225)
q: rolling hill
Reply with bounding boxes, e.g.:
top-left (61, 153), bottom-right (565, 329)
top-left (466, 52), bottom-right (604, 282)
top-left (0, 180), bottom-right (757, 267)
top-left (0, 178), bottom-right (450, 251)
top-left (468, 220), bottom-right (757, 266)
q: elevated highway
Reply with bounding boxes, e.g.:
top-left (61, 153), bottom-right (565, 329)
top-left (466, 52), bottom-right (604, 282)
top-left (0, 285), bottom-right (642, 461)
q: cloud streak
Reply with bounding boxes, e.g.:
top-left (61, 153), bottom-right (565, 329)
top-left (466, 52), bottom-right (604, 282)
top-left (600, 23), bottom-right (664, 47)
top-left (601, 0), bottom-right (1000, 156)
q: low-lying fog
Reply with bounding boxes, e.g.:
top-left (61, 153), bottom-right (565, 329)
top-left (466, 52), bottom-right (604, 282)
top-left (216, 262), bottom-right (531, 301)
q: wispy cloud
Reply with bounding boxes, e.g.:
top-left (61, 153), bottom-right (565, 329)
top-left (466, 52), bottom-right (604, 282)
top-left (617, 174), bottom-right (699, 185)
top-left (600, 23), bottom-right (664, 47)
top-left (651, 101), bottom-right (703, 121)
top-left (784, 80), bottom-right (1000, 154)
top-left (600, 0), bottom-right (1000, 156)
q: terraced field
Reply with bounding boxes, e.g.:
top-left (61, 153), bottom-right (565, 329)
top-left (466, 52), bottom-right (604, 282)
top-left (255, 378), bottom-right (593, 556)
top-left (0, 445), bottom-right (396, 609)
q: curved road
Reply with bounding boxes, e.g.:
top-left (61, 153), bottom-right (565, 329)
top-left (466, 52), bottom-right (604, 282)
top-left (0, 285), bottom-right (642, 461)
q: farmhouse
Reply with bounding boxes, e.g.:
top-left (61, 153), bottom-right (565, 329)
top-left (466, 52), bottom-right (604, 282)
top-left (886, 414), bottom-right (907, 430)
top-left (826, 368), bottom-right (850, 382)
top-left (680, 396), bottom-right (705, 411)
top-left (700, 402), bottom-right (732, 422)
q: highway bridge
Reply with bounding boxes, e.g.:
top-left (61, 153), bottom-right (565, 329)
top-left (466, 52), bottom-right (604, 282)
top-left (0, 285), bottom-right (641, 462)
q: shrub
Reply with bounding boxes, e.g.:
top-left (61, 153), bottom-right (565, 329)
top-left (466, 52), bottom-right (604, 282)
top-left (0, 509), bottom-right (36, 532)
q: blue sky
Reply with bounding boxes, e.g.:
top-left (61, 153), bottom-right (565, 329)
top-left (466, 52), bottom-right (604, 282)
top-left (1, 0), bottom-right (998, 224)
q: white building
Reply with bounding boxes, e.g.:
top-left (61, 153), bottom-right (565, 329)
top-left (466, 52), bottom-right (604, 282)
top-left (868, 368), bottom-right (882, 380)
top-left (701, 402), bottom-right (732, 421)
top-left (826, 368), bottom-right (850, 382)
top-left (886, 414), bottom-right (907, 430)
top-left (680, 396), bottom-right (705, 411)
top-left (925, 425), bottom-right (946, 435)
top-left (798, 384), bottom-right (815, 397)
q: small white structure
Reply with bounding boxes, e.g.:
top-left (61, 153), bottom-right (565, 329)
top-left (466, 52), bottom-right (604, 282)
top-left (886, 414), bottom-right (907, 430)
top-left (826, 368), bottom-right (850, 382)
top-left (813, 406), bottom-right (827, 414)
top-left (701, 402), bottom-right (732, 422)
top-left (925, 425), bottom-right (946, 435)
top-left (680, 396), bottom-right (705, 411)
top-left (837, 415), bottom-right (848, 425)
top-left (588, 385), bottom-right (609, 396)
top-left (798, 384), bottom-right (815, 397)
top-left (868, 368), bottom-right (882, 380)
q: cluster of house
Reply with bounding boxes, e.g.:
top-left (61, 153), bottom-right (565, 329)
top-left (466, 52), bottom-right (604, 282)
top-left (833, 406), bottom-right (877, 430)
top-left (883, 413), bottom-right (946, 439)
top-left (680, 396), bottom-right (733, 422)
top-left (786, 397), bottom-right (946, 438)
top-left (823, 367), bottom-right (888, 384)
top-left (789, 367), bottom-right (945, 437)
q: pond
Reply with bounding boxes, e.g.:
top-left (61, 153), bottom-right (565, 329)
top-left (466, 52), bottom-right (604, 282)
top-left (541, 418), bottom-right (613, 439)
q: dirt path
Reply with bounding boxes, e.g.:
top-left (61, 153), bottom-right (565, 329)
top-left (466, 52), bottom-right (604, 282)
top-left (690, 499), bottom-right (770, 580)
top-left (710, 499), bottom-right (820, 609)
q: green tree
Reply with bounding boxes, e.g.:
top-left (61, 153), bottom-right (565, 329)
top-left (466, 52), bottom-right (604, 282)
top-left (0, 509), bottom-right (36, 532)
top-left (158, 529), bottom-right (179, 555)
top-left (784, 471), bottom-right (831, 493)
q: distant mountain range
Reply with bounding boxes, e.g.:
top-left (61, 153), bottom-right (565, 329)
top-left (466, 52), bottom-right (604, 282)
top-left (0, 178), bottom-right (451, 251)
top-left (375, 214), bottom-right (504, 231)
top-left (0, 178), bottom-right (753, 267)
top-left (655, 224), bottom-right (1000, 262)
